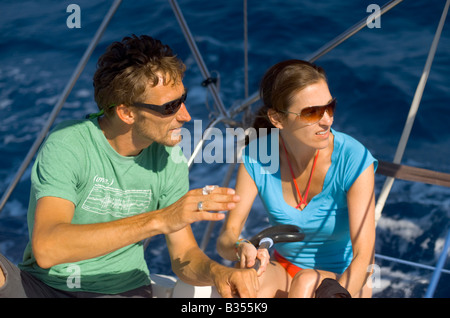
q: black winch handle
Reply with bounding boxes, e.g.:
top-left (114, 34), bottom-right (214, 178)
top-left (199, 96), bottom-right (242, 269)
top-left (246, 225), bottom-right (305, 272)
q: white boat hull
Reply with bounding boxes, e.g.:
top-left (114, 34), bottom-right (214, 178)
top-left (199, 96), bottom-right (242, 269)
top-left (150, 274), bottom-right (221, 298)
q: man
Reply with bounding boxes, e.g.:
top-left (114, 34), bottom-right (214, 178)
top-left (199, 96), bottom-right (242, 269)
top-left (0, 34), bottom-right (258, 298)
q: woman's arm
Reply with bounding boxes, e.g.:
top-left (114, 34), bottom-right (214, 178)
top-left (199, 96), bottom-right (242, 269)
top-left (338, 163), bottom-right (376, 296)
top-left (217, 164), bottom-right (262, 266)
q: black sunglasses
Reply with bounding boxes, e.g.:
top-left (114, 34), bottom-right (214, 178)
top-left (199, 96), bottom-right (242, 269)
top-left (132, 90), bottom-right (188, 116)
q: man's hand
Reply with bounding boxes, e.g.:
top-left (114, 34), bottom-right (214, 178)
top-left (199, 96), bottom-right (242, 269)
top-left (211, 264), bottom-right (259, 298)
top-left (157, 187), bottom-right (240, 235)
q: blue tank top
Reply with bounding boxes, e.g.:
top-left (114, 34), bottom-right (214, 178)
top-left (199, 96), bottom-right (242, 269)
top-left (242, 128), bottom-right (377, 273)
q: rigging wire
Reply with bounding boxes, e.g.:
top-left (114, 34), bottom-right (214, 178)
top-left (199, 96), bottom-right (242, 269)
top-left (374, 0), bottom-right (450, 222)
top-left (0, 0), bottom-right (123, 214)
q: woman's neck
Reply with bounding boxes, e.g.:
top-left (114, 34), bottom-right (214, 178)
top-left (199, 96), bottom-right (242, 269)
top-left (279, 134), bottom-right (318, 173)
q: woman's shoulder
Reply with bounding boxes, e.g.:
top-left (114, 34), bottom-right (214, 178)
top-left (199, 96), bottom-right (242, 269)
top-left (331, 129), bottom-right (378, 185)
top-left (332, 128), bottom-right (368, 156)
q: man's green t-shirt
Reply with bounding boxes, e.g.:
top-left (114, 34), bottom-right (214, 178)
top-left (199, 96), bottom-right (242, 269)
top-left (18, 118), bottom-right (189, 294)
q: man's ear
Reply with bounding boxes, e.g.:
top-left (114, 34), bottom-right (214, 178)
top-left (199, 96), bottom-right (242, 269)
top-left (267, 108), bottom-right (284, 129)
top-left (115, 104), bottom-right (135, 124)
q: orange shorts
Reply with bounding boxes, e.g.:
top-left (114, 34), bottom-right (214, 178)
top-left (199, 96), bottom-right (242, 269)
top-left (273, 250), bottom-right (303, 278)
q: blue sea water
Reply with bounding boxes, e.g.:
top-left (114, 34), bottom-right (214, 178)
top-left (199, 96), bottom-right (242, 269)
top-left (0, 0), bottom-right (449, 298)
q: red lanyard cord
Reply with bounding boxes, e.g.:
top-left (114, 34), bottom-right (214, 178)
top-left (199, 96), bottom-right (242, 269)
top-left (280, 137), bottom-right (319, 209)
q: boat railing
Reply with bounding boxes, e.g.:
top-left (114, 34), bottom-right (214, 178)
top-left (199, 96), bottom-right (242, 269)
top-left (0, 0), bottom-right (449, 298)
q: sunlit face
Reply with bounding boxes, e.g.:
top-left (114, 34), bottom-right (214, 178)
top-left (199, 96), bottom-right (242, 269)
top-left (132, 79), bottom-right (191, 147)
top-left (280, 79), bottom-right (334, 149)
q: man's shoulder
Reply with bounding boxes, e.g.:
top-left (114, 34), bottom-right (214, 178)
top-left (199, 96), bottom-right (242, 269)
top-left (46, 119), bottom-right (94, 144)
top-left (51, 119), bottom-right (91, 135)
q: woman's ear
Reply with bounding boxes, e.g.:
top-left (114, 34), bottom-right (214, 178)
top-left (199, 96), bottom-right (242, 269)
top-left (115, 104), bottom-right (135, 125)
top-left (267, 108), bottom-right (284, 129)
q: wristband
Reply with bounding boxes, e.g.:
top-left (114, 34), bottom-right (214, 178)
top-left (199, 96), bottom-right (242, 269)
top-left (235, 238), bottom-right (251, 250)
top-left (234, 238), bottom-right (251, 261)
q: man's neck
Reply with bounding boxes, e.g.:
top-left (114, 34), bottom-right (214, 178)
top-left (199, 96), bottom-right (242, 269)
top-left (98, 116), bottom-right (147, 157)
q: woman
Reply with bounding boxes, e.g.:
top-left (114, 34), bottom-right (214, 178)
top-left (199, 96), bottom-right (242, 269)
top-left (217, 60), bottom-right (377, 298)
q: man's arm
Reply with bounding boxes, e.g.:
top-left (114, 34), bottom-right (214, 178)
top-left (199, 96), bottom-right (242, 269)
top-left (166, 225), bottom-right (259, 298)
top-left (32, 188), bottom-right (238, 269)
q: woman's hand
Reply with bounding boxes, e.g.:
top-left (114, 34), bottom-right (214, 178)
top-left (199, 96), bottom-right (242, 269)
top-left (236, 241), bottom-right (270, 276)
